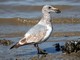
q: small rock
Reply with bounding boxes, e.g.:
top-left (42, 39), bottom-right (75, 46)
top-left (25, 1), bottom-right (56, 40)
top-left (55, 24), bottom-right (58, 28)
top-left (0, 39), bottom-right (14, 46)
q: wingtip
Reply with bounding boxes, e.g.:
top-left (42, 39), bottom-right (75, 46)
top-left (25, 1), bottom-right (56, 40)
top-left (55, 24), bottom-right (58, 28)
top-left (10, 45), bottom-right (15, 49)
top-left (10, 43), bottom-right (20, 49)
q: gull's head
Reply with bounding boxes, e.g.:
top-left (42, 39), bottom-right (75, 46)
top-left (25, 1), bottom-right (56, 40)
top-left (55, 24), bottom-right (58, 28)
top-left (42, 5), bottom-right (61, 14)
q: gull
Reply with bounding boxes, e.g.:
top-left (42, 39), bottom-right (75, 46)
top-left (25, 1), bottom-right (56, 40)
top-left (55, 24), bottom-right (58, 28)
top-left (10, 5), bottom-right (61, 54)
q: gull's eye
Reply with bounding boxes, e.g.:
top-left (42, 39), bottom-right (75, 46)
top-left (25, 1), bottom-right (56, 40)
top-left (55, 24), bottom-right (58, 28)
top-left (48, 7), bottom-right (51, 9)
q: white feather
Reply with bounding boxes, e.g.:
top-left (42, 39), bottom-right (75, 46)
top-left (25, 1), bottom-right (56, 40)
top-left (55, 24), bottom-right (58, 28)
top-left (42, 25), bottom-right (52, 41)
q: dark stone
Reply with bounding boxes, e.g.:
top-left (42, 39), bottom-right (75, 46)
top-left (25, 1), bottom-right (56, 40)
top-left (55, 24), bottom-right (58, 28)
top-left (60, 45), bottom-right (66, 53)
top-left (54, 43), bottom-right (60, 51)
top-left (64, 41), bottom-right (76, 54)
top-left (75, 41), bottom-right (80, 52)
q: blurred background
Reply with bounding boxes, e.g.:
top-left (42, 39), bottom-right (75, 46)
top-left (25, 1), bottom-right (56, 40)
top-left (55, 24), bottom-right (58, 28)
top-left (0, 0), bottom-right (80, 60)
top-left (0, 0), bottom-right (80, 18)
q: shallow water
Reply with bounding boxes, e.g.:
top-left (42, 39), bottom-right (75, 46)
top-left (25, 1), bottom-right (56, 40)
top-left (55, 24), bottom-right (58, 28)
top-left (0, 0), bottom-right (80, 18)
top-left (1, 23), bottom-right (80, 35)
top-left (0, 0), bottom-right (80, 60)
top-left (1, 36), bottom-right (80, 60)
top-left (0, 20), bottom-right (80, 60)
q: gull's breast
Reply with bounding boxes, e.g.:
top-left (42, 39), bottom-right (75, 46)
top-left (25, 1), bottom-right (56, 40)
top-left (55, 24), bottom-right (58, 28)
top-left (42, 25), bottom-right (52, 41)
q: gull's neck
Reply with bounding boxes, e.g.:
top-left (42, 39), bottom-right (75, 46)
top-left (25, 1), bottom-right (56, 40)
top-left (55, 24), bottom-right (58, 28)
top-left (38, 12), bottom-right (51, 26)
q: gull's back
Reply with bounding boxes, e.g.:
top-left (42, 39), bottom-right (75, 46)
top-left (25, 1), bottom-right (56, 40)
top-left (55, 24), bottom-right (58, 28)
top-left (25, 24), bottom-right (47, 36)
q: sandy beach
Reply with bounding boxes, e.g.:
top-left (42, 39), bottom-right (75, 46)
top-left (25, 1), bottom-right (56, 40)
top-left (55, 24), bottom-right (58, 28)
top-left (0, 17), bottom-right (80, 60)
top-left (0, 0), bottom-right (80, 60)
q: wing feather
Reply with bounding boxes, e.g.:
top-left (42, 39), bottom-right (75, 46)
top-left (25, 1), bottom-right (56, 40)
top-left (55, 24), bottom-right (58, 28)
top-left (19, 30), bottom-right (47, 45)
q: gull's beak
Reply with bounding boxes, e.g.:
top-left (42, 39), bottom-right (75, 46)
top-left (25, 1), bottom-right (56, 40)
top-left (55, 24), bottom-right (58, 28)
top-left (52, 7), bottom-right (61, 13)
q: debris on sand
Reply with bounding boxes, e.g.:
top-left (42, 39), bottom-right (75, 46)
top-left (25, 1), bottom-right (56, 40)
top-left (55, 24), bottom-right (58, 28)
top-left (0, 39), bottom-right (14, 46)
top-left (54, 40), bottom-right (80, 54)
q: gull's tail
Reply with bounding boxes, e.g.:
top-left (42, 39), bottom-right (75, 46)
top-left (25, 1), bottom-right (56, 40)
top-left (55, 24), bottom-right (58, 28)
top-left (10, 37), bottom-right (26, 49)
top-left (10, 43), bottom-right (21, 49)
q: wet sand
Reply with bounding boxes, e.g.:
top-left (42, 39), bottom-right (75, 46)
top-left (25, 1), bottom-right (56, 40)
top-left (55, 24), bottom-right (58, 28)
top-left (30, 51), bottom-right (80, 60)
top-left (0, 18), bottom-right (80, 60)
top-left (0, 18), bottom-right (80, 25)
top-left (0, 0), bottom-right (80, 59)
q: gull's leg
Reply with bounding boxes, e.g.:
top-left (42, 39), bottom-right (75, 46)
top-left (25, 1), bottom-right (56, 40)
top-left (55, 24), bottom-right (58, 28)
top-left (34, 44), bottom-right (47, 54)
